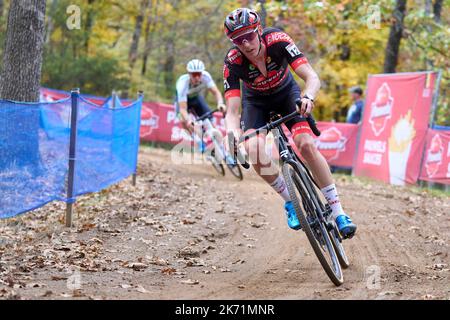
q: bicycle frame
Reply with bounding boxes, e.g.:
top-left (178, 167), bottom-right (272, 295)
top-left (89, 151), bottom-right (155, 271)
top-left (272, 124), bottom-right (332, 228)
top-left (233, 109), bottom-right (347, 284)
top-left (195, 116), bottom-right (226, 161)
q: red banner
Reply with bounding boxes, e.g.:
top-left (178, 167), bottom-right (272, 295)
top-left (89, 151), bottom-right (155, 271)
top-left (419, 129), bottom-right (450, 185)
top-left (140, 102), bottom-right (227, 146)
top-left (315, 122), bottom-right (359, 167)
top-left (354, 72), bottom-right (437, 185)
top-left (270, 122), bottom-right (359, 168)
top-left (39, 88), bottom-right (363, 169)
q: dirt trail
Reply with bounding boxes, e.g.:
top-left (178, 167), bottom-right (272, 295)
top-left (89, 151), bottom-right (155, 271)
top-left (0, 147), bottom-right (449, 300)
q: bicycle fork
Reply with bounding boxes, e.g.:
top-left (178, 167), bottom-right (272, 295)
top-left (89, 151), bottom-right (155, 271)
top-left (274, 127), bottom-right (332, 232)
top-left (203, 119), bottom-right (226, 162)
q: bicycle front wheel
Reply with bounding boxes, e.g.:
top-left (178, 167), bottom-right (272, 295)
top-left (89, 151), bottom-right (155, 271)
top-left (282, 162), bottom-right (343, 286)
top-left (208, 150), bottom-right (225, 176)
top-left (226, 162), bottom-right (243, 180)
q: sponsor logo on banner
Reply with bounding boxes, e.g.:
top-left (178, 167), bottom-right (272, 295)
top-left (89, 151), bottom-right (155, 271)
top-left (140, 106), bottom-right (159, 137)
top-left (171, 126), bottom-right (191, 142)
top-left (387, 110), bottom-right (416, 185)
top-left (315, 127), bottom-right (347, 161)
top-left (167, 110), bottom-right (180, 124)
top-left (425, 134), bottom-right (443, 177)
top-left (369, 82), bottom-right (393, 136)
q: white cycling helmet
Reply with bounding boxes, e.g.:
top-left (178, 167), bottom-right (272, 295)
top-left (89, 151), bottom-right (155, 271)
top-left (186, 59), bottom-right (205, 73)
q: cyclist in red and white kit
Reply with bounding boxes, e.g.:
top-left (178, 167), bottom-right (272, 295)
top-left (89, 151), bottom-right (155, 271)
top-left (223, 8), bottom-right (356, 238)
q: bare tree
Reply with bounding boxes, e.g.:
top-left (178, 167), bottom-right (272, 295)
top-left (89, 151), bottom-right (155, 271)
top-left (142, 0), bottom-right (159, 76)
top-left (0, 0), bottom-right (47, 101)
top-left (383, 0), bottom-right (407, 73)
top-left (84, 0), bottom-right (96, 54)
top-left (433, 0), bottom-right (443, 23)
top-left (0, 0), bottom-right (4, 18)
top-left (44, 0), bottom-right (57, 46)
top-left (129, 0), bottom-right (149, 71)
top-left (163, 37), bottom-right (176, 91)
top-left (257, 0), bottom-right (267, 28)
top-left (162, 0), bottom-right (179, 94)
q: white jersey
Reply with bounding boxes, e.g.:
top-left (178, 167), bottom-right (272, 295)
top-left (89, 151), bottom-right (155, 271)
top-left (175, 71), bottom-right (216, 103)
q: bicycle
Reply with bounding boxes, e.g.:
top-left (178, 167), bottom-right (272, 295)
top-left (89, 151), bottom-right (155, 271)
top-left (228, 101), bottom-right (350, 286)
top-left (193, 110), bottom-right (243, 180)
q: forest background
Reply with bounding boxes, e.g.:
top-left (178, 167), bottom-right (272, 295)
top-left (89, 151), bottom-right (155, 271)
top-left (0, 0), bottom-right (447, 124)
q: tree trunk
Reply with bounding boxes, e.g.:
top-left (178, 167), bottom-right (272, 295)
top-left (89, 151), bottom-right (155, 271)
top-left (424, 0), bottom-right (434, 69)
top-left (383, 0), bottom-right (407, 73)
top-left (0, 0), bottom-right (47, 172)
top-left (433, 0), bottom-right (443, 23)
top-left (142, 0), bottom-right (159, 76)
top-left (0, 0), bottom-right (6, 43)
top-left (44, 0), bottom-right (57, 46)
top-left (129, 0), bottom-right (148, 71)
top-left (162, 0), bottom-right (178, 95)
top-left (0, 0), bottom-right (4, 18)
top-left (163, 37), bottom-right (175, 92)
top-left (257, 0), bottom-right (267, 28)
top-left (0, 0), bottom-right (47, 101)
top-left (84, 0), bottom-right (95, 54)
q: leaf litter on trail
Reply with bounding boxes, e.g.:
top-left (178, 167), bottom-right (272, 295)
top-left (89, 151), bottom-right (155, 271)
top-left (180, 279), bottom-right (199, 285)
top-left (2, 148), bottom-right (449, 300)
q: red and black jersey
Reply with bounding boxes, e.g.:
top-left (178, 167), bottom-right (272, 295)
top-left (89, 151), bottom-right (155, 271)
top-left (223, 27), bottom-right (308, 100)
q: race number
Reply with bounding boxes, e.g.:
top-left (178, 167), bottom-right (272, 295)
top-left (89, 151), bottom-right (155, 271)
top-left (286, 43), bottom-right (301, 57)
top-left (224, 80), bottom-right (230, 90)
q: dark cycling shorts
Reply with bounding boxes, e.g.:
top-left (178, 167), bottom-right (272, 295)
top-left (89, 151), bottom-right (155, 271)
top-left (241, 80), bottom-right (312, 138)
top-left (175, 95), bottom-right (212, 119)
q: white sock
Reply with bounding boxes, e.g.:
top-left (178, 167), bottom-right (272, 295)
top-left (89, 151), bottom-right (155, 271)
top-left (270, 175), bottom-right (291, 202)
top-left (320, 184), bottom-right (345, 219)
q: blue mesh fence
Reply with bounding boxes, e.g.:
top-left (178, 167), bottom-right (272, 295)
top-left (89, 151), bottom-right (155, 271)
top-left (0, 92), bottom-right (142, 219)
top-left (73, 96), bottom-right (141, 197)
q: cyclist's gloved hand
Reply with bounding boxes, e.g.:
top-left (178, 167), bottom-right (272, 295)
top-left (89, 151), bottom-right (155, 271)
top-left (217, 102), bottom-right (227, 114)
top-left (186, 120), bottom-right (195, 132)
top-left (296, 94), bottom-right (315, 117)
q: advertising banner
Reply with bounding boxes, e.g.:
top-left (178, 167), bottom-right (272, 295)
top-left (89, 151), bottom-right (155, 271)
top-left (354, 72), bottom-right (437, 185)
top-left (419, 129), bottom-right (450, 185)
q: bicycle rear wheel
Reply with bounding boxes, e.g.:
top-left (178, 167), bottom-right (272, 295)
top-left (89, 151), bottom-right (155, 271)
top-left (317, 202), bottom-right (350, 269)
top-left (282, 162), bottom-right (343, 286)
top-left (329, 225), bottom-right (350, 269)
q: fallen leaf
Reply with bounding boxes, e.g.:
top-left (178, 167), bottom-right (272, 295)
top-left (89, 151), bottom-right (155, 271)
top-left (135, 285), bottom-right (149, 293)
top-left (180, 279), bottom-right (199, 285)
top-left (161, 268), bottom-right (176, 275)
top-left (127, 262), bottom-right (148, 271)
top-left (26, 282), bottom-right (46, 288)
top-left (147, 256), bottom-right (169, 266)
